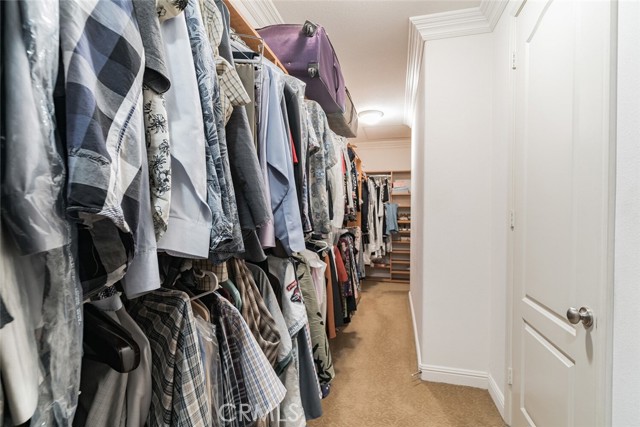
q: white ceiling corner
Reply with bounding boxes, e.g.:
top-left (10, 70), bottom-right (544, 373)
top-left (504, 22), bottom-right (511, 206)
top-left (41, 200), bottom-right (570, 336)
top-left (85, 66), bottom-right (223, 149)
top-left (403, 0), bottom-right (508, 125)
top-left (230, 0), bottom-right (284, 28)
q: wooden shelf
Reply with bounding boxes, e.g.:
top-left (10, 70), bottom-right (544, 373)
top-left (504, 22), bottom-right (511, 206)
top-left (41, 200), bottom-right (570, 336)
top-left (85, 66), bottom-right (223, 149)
top-left (367, 170), bottom-right (411, 282)
top-left (224, 0), bottom-right (289, 74)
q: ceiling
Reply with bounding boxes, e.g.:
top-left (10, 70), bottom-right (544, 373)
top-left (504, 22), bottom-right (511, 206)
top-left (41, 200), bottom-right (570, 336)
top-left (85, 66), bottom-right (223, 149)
top-left (270, 0), bottom-right (480, 142)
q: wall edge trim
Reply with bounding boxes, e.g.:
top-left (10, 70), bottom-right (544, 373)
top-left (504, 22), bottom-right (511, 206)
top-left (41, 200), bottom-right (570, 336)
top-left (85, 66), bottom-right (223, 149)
top-left (419, 364), bottom-right (489, 389)
top-left (488, 373), bottom-right (506, 421)
top-left (408, 291), bottom-right (422, 369)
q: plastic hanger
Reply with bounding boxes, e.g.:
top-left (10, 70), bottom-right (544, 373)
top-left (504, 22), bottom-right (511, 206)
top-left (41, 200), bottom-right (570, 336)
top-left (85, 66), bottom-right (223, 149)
top-left (83, 303), bottom-right (141, 373)
top-left (190, 270), bottom-right (220, 301)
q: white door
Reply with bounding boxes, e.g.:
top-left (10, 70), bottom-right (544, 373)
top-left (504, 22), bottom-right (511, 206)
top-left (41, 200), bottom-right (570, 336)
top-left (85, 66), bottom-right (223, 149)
top-left (511, 0), bottom-right (615, 426)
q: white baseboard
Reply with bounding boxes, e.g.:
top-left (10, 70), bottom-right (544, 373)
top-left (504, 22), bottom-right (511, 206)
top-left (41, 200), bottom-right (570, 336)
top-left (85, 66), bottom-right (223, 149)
top-left (488, 374), bottom-right (506, 421)
top-left (408, 291), bottom-right (422, 367)
top-left (419, 364), bottom-right (489, 389)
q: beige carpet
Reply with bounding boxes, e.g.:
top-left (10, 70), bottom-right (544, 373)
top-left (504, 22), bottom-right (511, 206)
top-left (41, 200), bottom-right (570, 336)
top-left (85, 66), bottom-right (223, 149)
top-left (308, 280), bottom-right (506, 427)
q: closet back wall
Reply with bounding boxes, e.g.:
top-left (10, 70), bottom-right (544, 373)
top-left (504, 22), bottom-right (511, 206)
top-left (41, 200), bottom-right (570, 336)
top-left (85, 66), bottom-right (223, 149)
top-left (356, 139), bottom-right (411, 172)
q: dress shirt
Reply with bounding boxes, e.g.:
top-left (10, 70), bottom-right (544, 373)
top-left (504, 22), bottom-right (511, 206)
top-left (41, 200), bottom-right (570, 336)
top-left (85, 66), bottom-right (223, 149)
top-left (184, 0), bottom-right (235, 253)
top-left (264, 63), bottom-right (305, 254)
top-left (210, 294), bottom-right (286, 424)
top-left (257, 66), bottom-right (276, 249)
top-left (300, 249), bottom-right (328, 324)
top-left (195, 317), bottom-right (223, 427)
top-left (60, 0), bottom-right (146, 295)
top-left (157, 12), bottom-right (213, 259)
top-left (305, 101), bottom-right (339, 236)
top-left (283, 76), bottom-right (312, 234)
top-left (329, 135), bottom-right (347, 230)
top-left (141, 87), bottom-right (172, 240)
top-left (127, 289), bottom-right (213, 427)
top-left (292, 255), bottom-right (334, 386)
top-left (246, 263), bottom-right (293, 375)
top-left (228, 259), bottom-right (281, 367)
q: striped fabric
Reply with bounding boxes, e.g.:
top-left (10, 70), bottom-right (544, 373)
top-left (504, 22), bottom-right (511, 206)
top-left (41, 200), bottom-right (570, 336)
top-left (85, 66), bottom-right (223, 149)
top-left (126, 289), bottom-right (213, 427)
top-left (210, 294), bottom-right (251, 427)
top-left (216, 297), bottom-right (286, 422)
top-left (228, 259), bottom-right (281, 367)
top-left (59, 0), bottom-right (145, 296)
top-left (217, 57), bottom-right (251, 123)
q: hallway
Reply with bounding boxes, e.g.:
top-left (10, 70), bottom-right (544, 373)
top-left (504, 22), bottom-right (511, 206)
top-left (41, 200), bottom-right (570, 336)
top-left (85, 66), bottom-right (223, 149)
top-left (309, 281), bottom-right (505, 427)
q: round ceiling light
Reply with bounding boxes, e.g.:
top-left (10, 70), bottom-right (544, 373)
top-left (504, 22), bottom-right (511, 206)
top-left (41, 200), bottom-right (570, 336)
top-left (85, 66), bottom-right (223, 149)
top-left (358, 109), bottom-right (384, 125)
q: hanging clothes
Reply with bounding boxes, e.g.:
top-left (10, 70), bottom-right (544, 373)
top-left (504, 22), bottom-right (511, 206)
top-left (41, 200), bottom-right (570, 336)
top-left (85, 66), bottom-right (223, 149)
top-left (292, 254), bottom-right (335, 387)
top-left (209, 292), bottom-right (286, 425)
top-left (262, 63), bottom-right (305, 254)
top-left (228, 258), bottom-right (281, 367)
top-left (157, 11), bottom-right (214, 260)
top-left (60, 0), bottom-right (147, 295)
top-left (126, 289), bottom-right (213, 427)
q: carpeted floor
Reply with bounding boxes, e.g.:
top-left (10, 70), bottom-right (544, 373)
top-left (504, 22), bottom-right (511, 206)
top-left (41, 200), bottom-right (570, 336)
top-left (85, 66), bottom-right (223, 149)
top-left (308, 280), bottom-right (506, 427)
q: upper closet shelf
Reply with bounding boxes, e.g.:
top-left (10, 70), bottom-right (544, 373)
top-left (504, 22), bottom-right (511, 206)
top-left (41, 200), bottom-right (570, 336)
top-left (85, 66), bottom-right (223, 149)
top-left (223, 0), bottom-right (289, 74)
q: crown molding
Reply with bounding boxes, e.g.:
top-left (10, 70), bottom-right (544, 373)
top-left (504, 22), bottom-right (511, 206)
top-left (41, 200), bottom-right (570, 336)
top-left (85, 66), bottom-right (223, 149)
top-left (404, 0), bottom-right (508, 125)
top-left (403, 23), bottom-right (424, 127)
top-left (228, 0), bottom-right (284, 28)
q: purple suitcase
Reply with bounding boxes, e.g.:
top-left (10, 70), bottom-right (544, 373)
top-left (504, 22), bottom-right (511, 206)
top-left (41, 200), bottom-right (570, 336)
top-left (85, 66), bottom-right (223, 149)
top-left (326, 87), bottom-right (358, 138)
top-left (258, 21), bottom-right (347, 114)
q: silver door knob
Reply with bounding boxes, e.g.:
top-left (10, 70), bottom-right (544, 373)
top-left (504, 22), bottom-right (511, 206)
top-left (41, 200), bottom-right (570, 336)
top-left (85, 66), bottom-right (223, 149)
top-left (566, 307), bottom-right (594, 328)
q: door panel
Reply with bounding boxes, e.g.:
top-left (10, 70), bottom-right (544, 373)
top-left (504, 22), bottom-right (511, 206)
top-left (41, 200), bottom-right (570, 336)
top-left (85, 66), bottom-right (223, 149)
top-left (511, 0), bottom-right (614, 426)
top-left (523, 323), bottom-right (574, 427)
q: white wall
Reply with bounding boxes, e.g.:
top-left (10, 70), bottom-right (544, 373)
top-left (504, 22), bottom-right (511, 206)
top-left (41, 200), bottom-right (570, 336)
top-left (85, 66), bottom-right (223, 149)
top-left (612, 1), bottom-right (640, 425)
top-left (416, 33), bottom-right (495, 387)
top-left (409, 53), bottom-right (428, 370)
top-left (488, 10), bottom-right (512, 420)
top-left (356, 140), bottom-right (411, 172)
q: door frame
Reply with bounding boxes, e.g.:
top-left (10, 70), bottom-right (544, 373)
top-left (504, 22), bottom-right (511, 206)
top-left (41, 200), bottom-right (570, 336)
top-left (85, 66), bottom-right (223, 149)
top-left (505, 0), bottom-right (618, 425)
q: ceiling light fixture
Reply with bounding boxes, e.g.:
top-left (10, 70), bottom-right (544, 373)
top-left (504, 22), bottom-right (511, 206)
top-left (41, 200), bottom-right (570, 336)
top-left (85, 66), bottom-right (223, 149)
top-left (358, 109), bottom-right (384, 125)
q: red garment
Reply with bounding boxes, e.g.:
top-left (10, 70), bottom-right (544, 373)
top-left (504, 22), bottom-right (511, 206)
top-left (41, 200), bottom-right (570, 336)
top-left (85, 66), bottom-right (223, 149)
top-left (324, 253), bottom-right (336, 339)
top-left (290, 131), bottom-right (298, 164)
top-left (333, 246), bottom-right (348, 283)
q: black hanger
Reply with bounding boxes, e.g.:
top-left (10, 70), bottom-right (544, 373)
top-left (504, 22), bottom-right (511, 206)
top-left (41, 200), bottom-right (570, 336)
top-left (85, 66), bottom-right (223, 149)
top-left (83, 304), bottom-right (141, 373)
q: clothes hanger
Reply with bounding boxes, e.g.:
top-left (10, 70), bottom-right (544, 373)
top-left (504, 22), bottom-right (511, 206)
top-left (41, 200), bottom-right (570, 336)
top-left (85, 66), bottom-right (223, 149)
top-left (190, 269), bottom-right (220, 301)
top-left (83, 303), bottom-right (141, 373)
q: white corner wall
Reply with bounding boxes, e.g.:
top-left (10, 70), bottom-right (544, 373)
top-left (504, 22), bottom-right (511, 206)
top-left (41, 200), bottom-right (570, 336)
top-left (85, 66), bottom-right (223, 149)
top-left (410, 55), bottom-right (428, 370)
top-left (612, 1), bottom-right (640, 425)
top-left (488, 9), bottom-right (512, 420)
top-left (416, 33), bottom-right (495, 387)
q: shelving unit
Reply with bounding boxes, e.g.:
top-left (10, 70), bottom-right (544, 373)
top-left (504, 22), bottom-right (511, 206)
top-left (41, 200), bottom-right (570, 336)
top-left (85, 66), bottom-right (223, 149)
top-left (365, 170), bottom-right (411, 283)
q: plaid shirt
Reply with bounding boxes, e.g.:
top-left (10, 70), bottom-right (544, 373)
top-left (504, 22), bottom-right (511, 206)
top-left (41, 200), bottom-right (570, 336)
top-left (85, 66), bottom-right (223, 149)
top-left (211, 294), bottom-right (286, 424)
top-left (228, 259), bottom-right (281, 367)
top-left (60, 0), bottom-right (145, 296)
top-left (127, 289), bottom-right (213, 427)
top-left (217, 57), bottom-right (251, 123)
